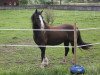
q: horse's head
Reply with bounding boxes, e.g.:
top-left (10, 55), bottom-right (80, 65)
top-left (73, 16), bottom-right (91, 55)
top-left (31, 9), bottom-right (44, 29)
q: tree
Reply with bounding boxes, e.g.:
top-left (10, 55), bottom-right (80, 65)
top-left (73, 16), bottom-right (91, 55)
top-left (60, 0), bottom-right (62, 5)
top-left (44, 9), bottom-right (55, 24)
top-left (19, 0), bottom-right (28, 5)
top-left (51, 0), bottom-right (54, 5)
top-left (37, 0), bottom-right (53, 5)
top-left (28, 0), bottom-right (33, 4)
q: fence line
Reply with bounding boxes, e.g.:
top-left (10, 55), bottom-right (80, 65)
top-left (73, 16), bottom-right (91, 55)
top-left (0, 5), bottom-right (100, 11)
top-left (0, 45), bottom-right (72, 48)
top-left (0, 28), bottom-right (100, 31)
top-left (0, 28), bottom-right (99, 48)
top-left (0, 43), bottom-right (100, 48)
top-left (0, 29), bottom-right (74, 31)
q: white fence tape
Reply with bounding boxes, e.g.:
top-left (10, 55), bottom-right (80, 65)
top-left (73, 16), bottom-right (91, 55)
top-left (0, 28), bottom-right (100, 31)
top-left (0, 43), bottom-right (100, 48)
top-left (0, 45), bottom-right (71, 48)
top-left (0, 29), bottom-right (74, 31)
top-left (0, 28), bottom-right (99, 47)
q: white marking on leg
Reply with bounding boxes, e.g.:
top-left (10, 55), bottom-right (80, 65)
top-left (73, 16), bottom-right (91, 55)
top-left (60, 56), bottom-right (67, 64)
top-left (39, 15), bottom-right (45, 29)
top-left (40, 57), bottom-right (49, 68)
top-left (63, 56), bottom-right (67, 62)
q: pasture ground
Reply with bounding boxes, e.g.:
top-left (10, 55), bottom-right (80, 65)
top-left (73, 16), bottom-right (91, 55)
top-left (0, 9), bottom-right (100, 75)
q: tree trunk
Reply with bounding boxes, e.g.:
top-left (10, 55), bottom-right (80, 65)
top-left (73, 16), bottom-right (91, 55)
top-left (60, 0), bottom-right (62, 5)
top-left (84, 0), bottom-right (88, 3)
top-left (51, 0), bottom-right (53, 5)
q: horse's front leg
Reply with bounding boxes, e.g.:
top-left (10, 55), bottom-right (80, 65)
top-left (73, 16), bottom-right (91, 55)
top-left (39, 47), bottom-right (48, 68)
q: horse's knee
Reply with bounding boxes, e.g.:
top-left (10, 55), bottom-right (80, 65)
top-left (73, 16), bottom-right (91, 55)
top-left (65, 48), bottom-right (69, 56)
top-left (40, 47), bottom-right (46, 61)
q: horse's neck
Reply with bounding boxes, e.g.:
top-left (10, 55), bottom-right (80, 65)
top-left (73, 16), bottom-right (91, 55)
top-left (43, 21), bottom-right (49, 29)
top-left (33, 21), bottom-right (49, 38)
top-left (33, 21), bottom-right (49, 29)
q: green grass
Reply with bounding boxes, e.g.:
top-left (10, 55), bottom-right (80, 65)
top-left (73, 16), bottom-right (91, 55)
top-left (0, 9), bottom-right (100, 75)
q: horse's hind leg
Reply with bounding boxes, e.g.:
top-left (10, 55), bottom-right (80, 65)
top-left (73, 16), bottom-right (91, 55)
top-left (39, 47), bottom-right (48, 68)
top-left (61, 41), bottom-right (69, 64)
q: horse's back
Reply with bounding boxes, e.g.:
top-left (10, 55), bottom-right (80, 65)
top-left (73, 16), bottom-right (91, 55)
top-left (49, 24), bottom-right (74, 30)
top-left (46, 24), bottom-right (75, 45)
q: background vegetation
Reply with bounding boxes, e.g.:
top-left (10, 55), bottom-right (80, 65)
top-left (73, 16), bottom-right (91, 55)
top-left (0, 9), bottom-right (100, 75)
top-left (19, 0), bottom-right (100, 5)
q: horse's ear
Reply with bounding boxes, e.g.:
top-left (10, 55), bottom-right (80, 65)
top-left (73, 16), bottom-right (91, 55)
top-left (41, 10), bottom-right (43, 14)
top-left (35, 9), bottom-right (38, 13)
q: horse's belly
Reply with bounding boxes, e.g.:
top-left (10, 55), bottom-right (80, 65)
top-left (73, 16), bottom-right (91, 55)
top-left (47, 35), bottom-right (67, 45)
top-left (46, 31), bottom-right (68, 45)
top-left (47, 40), bottom-right (63, 45)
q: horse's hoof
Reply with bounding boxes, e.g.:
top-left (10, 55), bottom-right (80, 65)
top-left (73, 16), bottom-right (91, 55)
top-left (60, 61), bottom-right (66, 64)
top-left (41, 57), bottom-right (49, 68)
top-left (40, 62), bottom-right (48, 68)
top-left (70, 60), bottom-right (75, 65)
top-left (40, 64), bottom-right (49, 68)
top-left (60, 59), bottom-right (67, 64)
top-left (40, 64), bottom-right (45, 68)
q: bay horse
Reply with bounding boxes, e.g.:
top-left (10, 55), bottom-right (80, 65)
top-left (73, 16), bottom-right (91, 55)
top-left (31, 9), bottom-right (91, 68)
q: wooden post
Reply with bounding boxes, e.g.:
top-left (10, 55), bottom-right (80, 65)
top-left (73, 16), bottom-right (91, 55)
top-left (74, 23), bottom-right (77, 65)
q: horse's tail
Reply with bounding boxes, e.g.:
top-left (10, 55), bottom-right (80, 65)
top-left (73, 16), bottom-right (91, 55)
top-left (77, 30), bottom-right (92, 50)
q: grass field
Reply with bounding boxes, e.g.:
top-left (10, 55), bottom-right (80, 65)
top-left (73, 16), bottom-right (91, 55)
top-left (0, 9), bottom-right (100, 75)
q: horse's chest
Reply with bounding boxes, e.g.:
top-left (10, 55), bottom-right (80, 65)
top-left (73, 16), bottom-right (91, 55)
top-left (34, 33), bottom-right (47, 45)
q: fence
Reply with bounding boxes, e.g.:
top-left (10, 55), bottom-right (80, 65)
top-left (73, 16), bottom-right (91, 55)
top-left (0, 5), bottom-right (100, 11)
top-left (0, 28), bottom-right (100, 48)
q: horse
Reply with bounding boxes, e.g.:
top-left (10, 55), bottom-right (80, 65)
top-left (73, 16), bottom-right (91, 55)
top-left (31, 9), bottom-right (91, 68)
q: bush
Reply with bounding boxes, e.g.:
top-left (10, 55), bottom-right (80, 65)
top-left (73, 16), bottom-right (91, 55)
top-left (19, 0), bottom-right (28, 5)
top-left (44, 9), bottom-right (55, 25)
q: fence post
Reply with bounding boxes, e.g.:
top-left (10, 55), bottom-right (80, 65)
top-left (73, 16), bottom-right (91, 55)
top-left (74, 23), bottom-right (77, 65)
